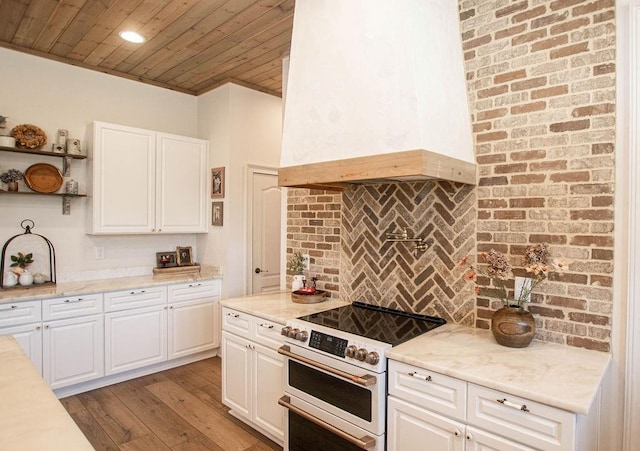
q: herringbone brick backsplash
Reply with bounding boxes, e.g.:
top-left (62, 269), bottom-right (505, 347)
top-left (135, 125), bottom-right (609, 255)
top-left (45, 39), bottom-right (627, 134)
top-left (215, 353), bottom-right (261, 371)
top-left (341, 182), bottom-right (477, 325)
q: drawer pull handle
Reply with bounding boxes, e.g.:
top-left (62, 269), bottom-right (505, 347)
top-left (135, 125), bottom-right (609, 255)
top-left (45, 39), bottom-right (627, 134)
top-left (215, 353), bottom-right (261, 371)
top-left (497, 398), bottom-right (530, 412)
top-left (64, 298), bottom-right (84, 303)
top-left (259, 323), bottom-right (274, 329)
top-left (408, 372), bottom-right (432, 382)
top-left (130, 290), bottom-right (146, 295)
top-left (227, 312), bottom-right (240, 318)
top-left (188, 283), bottom-right (202, 288)
top-left (0, 305), bottom-right (18, 311)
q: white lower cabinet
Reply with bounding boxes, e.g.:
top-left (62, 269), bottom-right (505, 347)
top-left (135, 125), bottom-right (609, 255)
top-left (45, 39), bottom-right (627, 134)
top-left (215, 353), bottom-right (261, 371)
top-left (105, 305), bottom-right (168, 375)
top-left (388, 360), bottom-right (598, 451)
top-left (1, 322), bottom-right (43, 373)
top-left (222, 308), bottom-right (284, 445)
top-left (43, 314), bottom-right (104, 389)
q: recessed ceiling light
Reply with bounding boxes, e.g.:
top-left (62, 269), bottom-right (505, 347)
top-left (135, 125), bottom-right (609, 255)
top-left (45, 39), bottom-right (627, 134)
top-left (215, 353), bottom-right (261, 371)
top-left (119, 30), bottom-right (146, 44)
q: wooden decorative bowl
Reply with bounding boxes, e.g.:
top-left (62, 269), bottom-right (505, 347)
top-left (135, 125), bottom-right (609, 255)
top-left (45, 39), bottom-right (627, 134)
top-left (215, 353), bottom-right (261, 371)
top-left (291, 289), bottom-right (329, 304)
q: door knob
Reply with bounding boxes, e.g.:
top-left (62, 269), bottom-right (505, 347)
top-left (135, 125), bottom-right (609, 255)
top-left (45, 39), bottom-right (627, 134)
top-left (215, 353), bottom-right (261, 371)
top-left (255, 267), bottom-right (262, 274)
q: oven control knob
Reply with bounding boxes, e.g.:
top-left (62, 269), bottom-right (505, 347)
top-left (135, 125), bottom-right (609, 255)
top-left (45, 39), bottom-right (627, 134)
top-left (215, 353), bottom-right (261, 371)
top-left (288, 328), bottom-right (300, 338)
top-left (365, 351), bottom-right (380, 365)
top-left (345, 345), bottom-right (357, 358)
top-left (295, 330), bottom-right (308, 342)
top-left (281, 326), bottom-right (292, 337)
top-left (355, 348), bottom-right (368, 361)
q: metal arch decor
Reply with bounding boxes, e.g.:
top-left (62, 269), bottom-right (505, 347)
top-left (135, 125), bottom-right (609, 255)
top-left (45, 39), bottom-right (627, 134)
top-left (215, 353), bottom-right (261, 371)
top-left (0, 219), bottom-right (57, 289)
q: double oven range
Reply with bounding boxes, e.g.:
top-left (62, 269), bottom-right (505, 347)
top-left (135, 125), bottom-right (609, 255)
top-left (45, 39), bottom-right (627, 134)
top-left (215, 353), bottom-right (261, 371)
top-left (278, 301), bottom-right (445, 450)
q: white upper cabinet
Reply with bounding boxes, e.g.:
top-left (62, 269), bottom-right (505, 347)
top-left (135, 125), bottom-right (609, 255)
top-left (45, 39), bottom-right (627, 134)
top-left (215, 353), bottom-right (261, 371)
top-left (88, 121), bottom-right (208, 234)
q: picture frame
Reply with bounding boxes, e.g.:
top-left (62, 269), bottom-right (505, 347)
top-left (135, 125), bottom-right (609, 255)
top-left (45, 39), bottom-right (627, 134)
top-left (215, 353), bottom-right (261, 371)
top-left (176, 246), bottom-right (194, 266)
top-left (211, 167), bottom-right (225, 198)
top-left (156, 251), bottom-right (178, 268)
top-left (212, 202), bottom-right (224, 226)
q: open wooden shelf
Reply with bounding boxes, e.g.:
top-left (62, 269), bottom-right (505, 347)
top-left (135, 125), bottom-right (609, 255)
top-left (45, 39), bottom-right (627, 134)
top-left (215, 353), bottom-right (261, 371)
top-left (0, 145), bottom-right (87, 159)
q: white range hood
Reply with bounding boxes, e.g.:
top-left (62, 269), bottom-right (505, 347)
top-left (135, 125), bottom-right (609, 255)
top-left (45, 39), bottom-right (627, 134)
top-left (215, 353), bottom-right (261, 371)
top-left (279, 0), bottom-right (476, 189)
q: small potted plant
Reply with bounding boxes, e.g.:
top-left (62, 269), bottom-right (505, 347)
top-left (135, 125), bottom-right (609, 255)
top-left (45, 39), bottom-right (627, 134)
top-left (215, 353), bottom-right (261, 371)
top-left (10, 251), bottom-right (34, 286)
top-left (287, 252), bottom-right (307, 291)
top-left (0, 169), bottom-right (24, 192)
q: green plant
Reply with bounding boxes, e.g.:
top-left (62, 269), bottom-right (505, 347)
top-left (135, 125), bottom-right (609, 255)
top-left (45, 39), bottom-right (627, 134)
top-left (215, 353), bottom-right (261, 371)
top-left (460, 243), bottom-right (568, 308)
top-left (0, 169), bottom-right (24, 183)
top-left (287, 252), bottom-right (307, 274)
top-left (10, 252), bottom-right (33, 269)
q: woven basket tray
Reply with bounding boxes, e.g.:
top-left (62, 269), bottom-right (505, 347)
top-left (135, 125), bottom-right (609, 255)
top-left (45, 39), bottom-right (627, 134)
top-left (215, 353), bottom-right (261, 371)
top-left (291, 289), bottom-right (328, 304)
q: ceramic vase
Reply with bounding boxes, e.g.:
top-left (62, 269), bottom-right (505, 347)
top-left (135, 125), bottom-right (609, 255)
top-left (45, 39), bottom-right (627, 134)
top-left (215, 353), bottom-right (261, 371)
top-left (3, 271), bottom-right (18, 287)
top-left (491, 305), bottom-right (536, 348)
top-left (19, 270), bottom-right (34, 286)
top-left (292, 274), bottom-right (305, 292)
top-left (7, 181), bottom-right (18, 191)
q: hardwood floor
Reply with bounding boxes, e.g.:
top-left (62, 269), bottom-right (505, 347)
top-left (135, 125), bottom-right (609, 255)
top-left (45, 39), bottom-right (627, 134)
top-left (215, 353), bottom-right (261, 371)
top-left (61, 357), bottom-right (282, 451)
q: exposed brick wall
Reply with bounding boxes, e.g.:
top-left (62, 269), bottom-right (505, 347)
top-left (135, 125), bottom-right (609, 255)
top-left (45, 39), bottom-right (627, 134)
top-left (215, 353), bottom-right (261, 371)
top-left (286, 189), bottom-right (342, 297)
top-left (460, 0), bottom-right (615, 352)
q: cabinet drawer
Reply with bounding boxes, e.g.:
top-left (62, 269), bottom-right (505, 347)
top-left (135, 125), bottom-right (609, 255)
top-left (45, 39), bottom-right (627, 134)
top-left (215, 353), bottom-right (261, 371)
top-left (251, 317), bottom-right (284, 350)
top-left (222, 307), bottom-right (251, 338)
top-left (43, 294), bottom-right (103, 320)
top-left (467, 384), bottom-right (575, 451)
top-left (388, 360), bottom-right (467, 421)
top-left (168, 279), bottom-right (220, 303)
top-left (0, 300), bottom-right (41, 327)
top-left (104, 286), bottom-right (167, 312)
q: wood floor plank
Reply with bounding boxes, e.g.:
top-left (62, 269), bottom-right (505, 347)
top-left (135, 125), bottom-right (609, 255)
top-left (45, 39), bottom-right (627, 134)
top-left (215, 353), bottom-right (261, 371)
top-left (68, 408), bottom-right (120, 451)
top-left (76, 388), bottom-right (150, 446)
top-left (62, 357), bottom-right (282, 451)
top-left (146, 379), bottom-right (260, 451)
top-left (108, 376), bottom-right (202, 447)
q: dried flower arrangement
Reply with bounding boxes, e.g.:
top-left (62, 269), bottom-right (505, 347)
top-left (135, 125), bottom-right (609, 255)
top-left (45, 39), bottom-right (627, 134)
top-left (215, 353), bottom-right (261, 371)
top-left (460, 243), bottom-right (568, 308)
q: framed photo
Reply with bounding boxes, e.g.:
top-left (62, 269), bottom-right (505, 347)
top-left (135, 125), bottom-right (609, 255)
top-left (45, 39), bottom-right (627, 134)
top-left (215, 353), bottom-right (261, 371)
top-left (211, 167), bottom-right (225, 198)
top-left (176, 246), bottom-right (194, 266)
top-left (212, 202), bottom-right (224, 226)
top-left (156, 251), bottom-right (177, 268)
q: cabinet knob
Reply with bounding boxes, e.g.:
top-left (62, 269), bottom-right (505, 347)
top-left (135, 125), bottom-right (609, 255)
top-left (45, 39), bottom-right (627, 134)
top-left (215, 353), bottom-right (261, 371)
top-left (44, 325), bottom-right (50, 329)
top-left (466, 433), bottom-right (473, 441)
top-left (454, 429), bottom-right (461, 437)
top-left (35, 326), bottom-right (41, 331)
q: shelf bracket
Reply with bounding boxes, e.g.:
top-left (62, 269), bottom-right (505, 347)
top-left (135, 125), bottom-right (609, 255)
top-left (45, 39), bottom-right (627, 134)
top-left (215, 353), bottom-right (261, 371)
top-left (62, 196), bottom-right (71, 215)
top-left (62, 156), bottom-right (72, 177)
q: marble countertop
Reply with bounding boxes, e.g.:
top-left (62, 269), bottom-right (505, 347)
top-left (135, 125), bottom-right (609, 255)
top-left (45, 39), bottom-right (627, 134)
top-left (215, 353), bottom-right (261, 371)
top-left (0, 266), bottom-right (222, 304)
top-left (387, 324), bottom-right (611, 415)
top-left (0, 336), bottom-right (93, 450)
top-left (220, 291), bottom-right (349, 324)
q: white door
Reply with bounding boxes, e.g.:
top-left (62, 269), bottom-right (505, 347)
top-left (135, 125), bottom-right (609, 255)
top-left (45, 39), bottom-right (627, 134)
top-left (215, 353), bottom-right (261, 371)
top-left (252, 343), bottom-right (285, 441)
top-left (221, 331), bottom-right (252, 419)
top-left (168, 299), bottom-right (217, 359)
top-left (250, 170), bottom-right (282, 293)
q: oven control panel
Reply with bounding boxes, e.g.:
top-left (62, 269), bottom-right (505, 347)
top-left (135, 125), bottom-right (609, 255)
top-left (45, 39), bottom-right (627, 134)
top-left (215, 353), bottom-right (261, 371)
top-left (282, 321), bottom-right (390, 372)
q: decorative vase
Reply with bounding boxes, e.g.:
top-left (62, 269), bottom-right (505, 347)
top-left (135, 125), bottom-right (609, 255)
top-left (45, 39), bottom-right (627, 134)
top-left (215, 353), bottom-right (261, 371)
top-left (19, 270), bottom-right (34, 286)
top-left (292, 274), bottom-right (305, 292)
top-left (7, 181), bottom-right (18, 191)
top-left (3, 271), bottom-right (18, 287)
top-left (491, 305), bottom-right (536, 348)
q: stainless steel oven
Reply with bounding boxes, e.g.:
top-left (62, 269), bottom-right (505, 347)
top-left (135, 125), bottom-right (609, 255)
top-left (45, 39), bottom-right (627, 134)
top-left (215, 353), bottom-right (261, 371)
top-left (278, 302), bottom-right (445, 451)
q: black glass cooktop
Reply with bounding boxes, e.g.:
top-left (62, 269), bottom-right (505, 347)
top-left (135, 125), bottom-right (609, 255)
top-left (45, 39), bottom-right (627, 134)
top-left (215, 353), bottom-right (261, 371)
top-left (297, 301), bottom-right (446, 346)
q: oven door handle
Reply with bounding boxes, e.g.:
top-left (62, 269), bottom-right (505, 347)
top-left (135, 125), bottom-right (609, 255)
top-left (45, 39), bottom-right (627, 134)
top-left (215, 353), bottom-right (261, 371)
top-left (278, 345), bottom-right (377, 387)
top-left (278, 395), bottom-right (376, 449)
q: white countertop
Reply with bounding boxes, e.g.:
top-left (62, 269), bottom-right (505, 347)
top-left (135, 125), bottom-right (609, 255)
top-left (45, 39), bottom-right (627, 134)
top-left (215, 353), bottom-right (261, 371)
top-left (0, 266), bottom-right (222, 304)
top-left (0, 336), bottom-right (93, 450)
top-left (220, 291), bottom-right (349, 324)
top-left (386, 324), bottom-right (611, 415)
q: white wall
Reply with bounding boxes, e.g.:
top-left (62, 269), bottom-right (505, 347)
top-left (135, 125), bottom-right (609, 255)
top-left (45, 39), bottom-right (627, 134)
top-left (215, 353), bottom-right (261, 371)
top-left (197, 84), bottom-right (282, 298)
top-left (0, 48), bottom-right (200, 281)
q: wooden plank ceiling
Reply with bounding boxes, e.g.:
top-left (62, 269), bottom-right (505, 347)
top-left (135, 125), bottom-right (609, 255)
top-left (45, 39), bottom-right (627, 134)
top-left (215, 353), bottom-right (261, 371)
top-left (0, 0), bottom-right (294, 96)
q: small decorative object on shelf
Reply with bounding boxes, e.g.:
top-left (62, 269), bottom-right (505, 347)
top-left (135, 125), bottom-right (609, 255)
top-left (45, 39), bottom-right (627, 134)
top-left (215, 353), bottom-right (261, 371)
top-left (66, 138), bottom-right (81, 155)
top-left (460, 243), bottom-right (568, 348)
top-left (156, 251), bottom-right (178, 268)
top-left (176, 246), bottom-right (193, 266)
top-left (11, 124), bottom-right (47, 149)
top-left (56, 129), bottom-right (68, 153)
top-left (0, 219), bottom-right (57, 289)
top-left (0, 168), bottom-right (24, 191)
top-left (287, 252), bottom-right (307, 292)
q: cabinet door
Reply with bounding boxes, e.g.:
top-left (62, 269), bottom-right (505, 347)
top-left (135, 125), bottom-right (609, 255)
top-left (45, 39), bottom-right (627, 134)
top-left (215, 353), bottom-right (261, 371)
top-left (168, 299), bottom-right (218, 359)
top-left (90, 121), bottom-right (156, 234)
top-left (466, 426), bottom-right (536, 451)
top-left (43, 314), bottom-right (104, 389)
top-left (105, 306), bottom-right (167, 375)
top-left (252, 343), bottom-right (285, 442)
top-left (0, 323), bottom-right (43, 374)
top-left (222, 331), bottom-right (251, 419)
top-left (156, 133), bottom-right (208, 233)
top-left (387, 396), bottom-right (464, 451)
